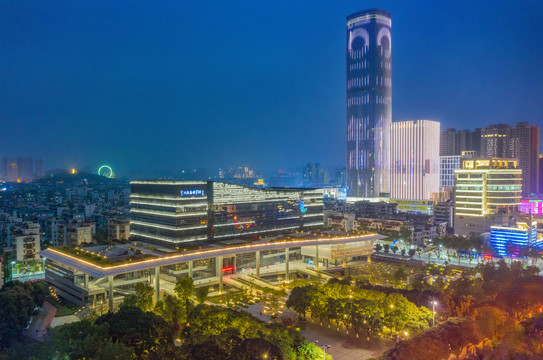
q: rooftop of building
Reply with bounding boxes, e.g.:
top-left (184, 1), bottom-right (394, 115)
top-left (347, 9), bottom-right (391, 21)
top-left (130, 180), bottom-right (322, 192)
top-left (39, 231), bottom-right (385, 278)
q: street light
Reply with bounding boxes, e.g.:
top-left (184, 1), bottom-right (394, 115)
top-left (431, 301), bottom-right (438, 327)
top-left (315, 340), bottom-right (330, 360)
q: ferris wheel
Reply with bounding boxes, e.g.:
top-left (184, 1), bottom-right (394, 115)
top-left (98, 165), bottom-right (114, 178)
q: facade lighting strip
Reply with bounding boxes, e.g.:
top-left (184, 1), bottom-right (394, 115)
top-left (130, 221), bottom-right (207, 231)
top-left (130, 209), bottom-right (208, 217)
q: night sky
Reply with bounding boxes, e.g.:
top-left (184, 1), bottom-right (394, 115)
top-left (1, 0), bottom-right (542, 176)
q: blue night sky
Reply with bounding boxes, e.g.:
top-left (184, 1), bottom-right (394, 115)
top-left (1, 0), bottom-right (542, 176)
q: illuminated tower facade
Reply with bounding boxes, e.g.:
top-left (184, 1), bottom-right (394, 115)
top-left (390, 120), bottom-right (440, 200)
top-left (346, 9), bottom-right (391, 197)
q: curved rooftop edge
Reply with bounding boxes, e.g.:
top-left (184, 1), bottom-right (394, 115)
top-left (346, 8), bottom-right (391, 21)
top-left (39, 233), bottom-right (386, 278)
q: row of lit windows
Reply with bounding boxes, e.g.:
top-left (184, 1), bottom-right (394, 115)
top-left (347, 94), bottom-right (370, 106)
top-left (349, 60), bottom-right (367, 71)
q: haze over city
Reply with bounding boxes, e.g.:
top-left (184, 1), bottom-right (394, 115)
top-left (1, 0), bottom-right (542, 176)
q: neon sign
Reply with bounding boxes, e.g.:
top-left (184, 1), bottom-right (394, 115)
top-left (222, 266), bottom-right (233, 272)
top-left (180, 189), bottom-right (205, 197)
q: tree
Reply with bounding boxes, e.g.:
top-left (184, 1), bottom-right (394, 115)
top-left (195, 286), bottom-right (209, 305)
top-left (94, 228), bottom-right (109, 244)
top-left (392, 246), bottom-right (398, 255)
top-left (233, 338), bottom-right (283, 360)
top-left (95, 306), bottom-right (173, 357)
top-left (286, 286), bottom-right (312, 320)
top-left (133, 282), bottom-right (154, 311)
top-left (162, 295), bottom-right (185, 335)
top-left (399, 227), bottom-right (412, 244)
top-left (384, 244), bottom-right (390, 253)
top-left (0, 281), bottom-right (46, 349)
top-left (408, 249), bottom-right (416, 258)
top-left (393, 267), bottom-right (408, 283)
top-left (175, 276), bottom-right (195, 302)
top-left (375, 243), bottom-right (383, 252)
top-left (401, 249), bottom-right (406, 257)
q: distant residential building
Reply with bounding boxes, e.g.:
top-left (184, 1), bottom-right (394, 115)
top-left (454, 158), bottom-right (521, 236)
top-left (481, 124), bottom-right (511, 158)
top-left (108, 219), bottom-right (130, 242)
top-left (433, 201), bottom-right (454, 231)
top-left (35, 159), bottom-right (44, 178)
top-left (440, 128), bottom-right (481, 156)
top-left (354, 201), bottom-right (397, 218)
top-left (1, 158), bottom-right (18, 182)
top-left (10, 222), bottom-right (41, 262)
top-left (510, 122), bottom-right (540, 196)
top-left (303, 163), bottom-right (329, 187)
top-left (56, 223), bottom-right (93, 246)
top-left (16, 157), bottom-right (33, 181)
top-left (480, 123), bottom-right (540, 197)
top-left (325, 213), bottom-right (359, 232)
top-left (390, 120), bottom-right (440, 200)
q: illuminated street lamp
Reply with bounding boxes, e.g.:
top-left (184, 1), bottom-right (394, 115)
top-left (431, 301), bottom-right (438, 327)
top-left (315, 340), bottom-right (331, 360)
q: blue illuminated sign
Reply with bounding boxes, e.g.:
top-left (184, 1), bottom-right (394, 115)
top-left (298, 200), bottom-right (308, 214)
top-left (180, 189), bottom-right (205, 197)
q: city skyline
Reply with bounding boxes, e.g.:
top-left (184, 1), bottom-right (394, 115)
top-left (1, 1), bottom-right (542, 176)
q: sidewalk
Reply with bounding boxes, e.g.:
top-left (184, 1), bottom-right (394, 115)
top-left (300, 321), bottom-right (392, 360)
top-left (24, 301), bottom-right (57, 342)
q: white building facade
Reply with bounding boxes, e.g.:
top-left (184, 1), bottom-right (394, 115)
top-left (439, 155), bottom-right (461, 188)
top-left (390, 120), bottom-right (440, 200)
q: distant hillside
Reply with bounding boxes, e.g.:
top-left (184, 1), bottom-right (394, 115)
top-left (35, 171), bottom-right (123, 186)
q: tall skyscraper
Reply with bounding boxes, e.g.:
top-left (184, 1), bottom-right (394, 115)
top-left (1, 157), bottom-right (18, 182)
top-left (17, 157), bottom-right (33, 180)
top-left (481, 124), bottom-right (511, 158)
top-left (390, 120), bottom-right (440, 200)
top-left (480, 122), bottom-right (539, 196)
top-left (346, 9), bottom-right (391, 197)
top-left (35, 159), bottom-right (44, 178)
top-left (440, 128), bottom-right (481, 156)
top-left (511, 122), bottom-right (539, 196)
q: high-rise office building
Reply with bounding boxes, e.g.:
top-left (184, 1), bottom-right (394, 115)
top-left (346, 9), bottom-right (391, 197)
top-left (481, 124), bottom-right (511, 158)
top-left (390, 120), bottom-right (440, 200)
top-left (510, 122), bottom-right (539, 196)
top-left (130, 181), bottom-right (324, 246)
top-left (454, 158), bottom-right (521, 236)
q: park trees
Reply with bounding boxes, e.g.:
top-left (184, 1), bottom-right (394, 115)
top-left (195, 286), bottom-right (209, 305)
top-left (288, 283), bottom-right (431, 338)
top-left (0, 281), bottom-right (46, 349)
top-left (285, 285), bottom-right (312, 320)
top-left (175, 276), bottom-right (195, 302)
